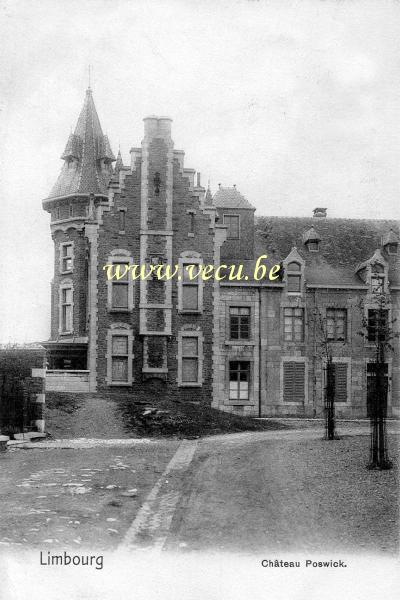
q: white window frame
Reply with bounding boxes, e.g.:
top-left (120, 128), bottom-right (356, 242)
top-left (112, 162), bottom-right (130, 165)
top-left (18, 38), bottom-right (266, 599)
top-left (228, 360), bottom-right (251, 401)
top-left (106, 323), bottom-right (134, 386)
top-left (60, 241), bottom-right (74, 274)
top-left (177, 329), bottom-right (203, 387)
top-left (224, 301), bottom-right (256, 346)
top-left (177, 252), bottom-right (204, 314)
top-left (283, 306), bottom-right (305, 343)
top-left (59, 278), bottom-right (74, 335)
top-left (107, 249), bottom-right (134, 312)
top-left (326, 308), bottom-right (348, 342)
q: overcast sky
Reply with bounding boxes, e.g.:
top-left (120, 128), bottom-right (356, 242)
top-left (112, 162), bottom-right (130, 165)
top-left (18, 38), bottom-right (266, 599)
top-left (1, 0), bottom-right (400, 343)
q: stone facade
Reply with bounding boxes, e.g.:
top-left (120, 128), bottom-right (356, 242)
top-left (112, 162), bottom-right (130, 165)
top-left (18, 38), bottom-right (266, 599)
top-left (42, 89), bottom-right (400, 418)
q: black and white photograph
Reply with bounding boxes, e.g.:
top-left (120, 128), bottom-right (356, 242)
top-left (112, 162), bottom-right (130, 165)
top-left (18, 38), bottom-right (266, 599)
top-left (0, 1), bottom-right (399, 598)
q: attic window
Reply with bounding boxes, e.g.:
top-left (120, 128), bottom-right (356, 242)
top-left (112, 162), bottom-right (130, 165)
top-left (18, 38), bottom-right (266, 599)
top-left (307, 240), bottom-right (319, 252)
top-left (387, 243), bottom-right (398, 255)
top-left (286, 262), bottom-right (302, 293)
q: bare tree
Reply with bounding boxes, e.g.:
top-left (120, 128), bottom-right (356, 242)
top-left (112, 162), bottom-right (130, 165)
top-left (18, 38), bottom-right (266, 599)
top-left (311, 306), bottom-right (340, 440)
top-left (358, 292), bottom-right (397, 470)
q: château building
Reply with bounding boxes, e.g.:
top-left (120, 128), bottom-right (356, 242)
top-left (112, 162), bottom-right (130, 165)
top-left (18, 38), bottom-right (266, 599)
top-left (43, 88), bottom-right (400, 418)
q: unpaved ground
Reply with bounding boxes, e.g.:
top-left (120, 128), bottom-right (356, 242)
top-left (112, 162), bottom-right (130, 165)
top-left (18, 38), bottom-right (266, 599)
top-left (0, 428), bottom-right (398, 556)
top-left (0, 441), bottom-right (179, 551)
top-left (164, 432), bottom-right (399, 555)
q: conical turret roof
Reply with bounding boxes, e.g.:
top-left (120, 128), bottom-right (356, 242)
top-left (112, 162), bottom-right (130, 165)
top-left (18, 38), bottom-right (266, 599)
top-left (114, 149), bottom-right (124, 174)
top-left (47, 88), bottom-right (115, 199)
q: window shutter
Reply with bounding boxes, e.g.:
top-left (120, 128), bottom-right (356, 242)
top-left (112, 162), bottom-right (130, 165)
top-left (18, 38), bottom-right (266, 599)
top-left (334, 363), bottom-right (347, 402)
top-left (283, 362), bottom-right (305, 402)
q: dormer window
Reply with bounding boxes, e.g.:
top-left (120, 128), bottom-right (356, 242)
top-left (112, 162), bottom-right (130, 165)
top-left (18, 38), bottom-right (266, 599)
top-left (371, 264), bottom-right (385, 294)
top-left (382, 229), bottom-right (399, 255)
top-left (287, 261), bottom-right (301, 293)
top-left (307, 240), bottom-right (319, 252)
top-left (303, 226), bottom-right (321, 253)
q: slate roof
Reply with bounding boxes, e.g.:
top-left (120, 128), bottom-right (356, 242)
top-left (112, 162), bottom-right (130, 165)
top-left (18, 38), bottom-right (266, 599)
top-left (214, 186), bottom-right (255, 209)
top-left (46, 88), bottom-right (115, 200)
top-left (254, 216), bottom-right (400, 287)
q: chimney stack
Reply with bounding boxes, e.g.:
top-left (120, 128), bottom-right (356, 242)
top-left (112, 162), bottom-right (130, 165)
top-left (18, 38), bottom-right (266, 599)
top-left (196, 172), bottom-right (201, 187)
top-left (313, 207), bottom-right (327, 218)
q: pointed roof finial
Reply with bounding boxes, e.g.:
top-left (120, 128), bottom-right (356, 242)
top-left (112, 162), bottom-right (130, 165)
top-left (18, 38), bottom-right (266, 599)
top-left (88, 64), bottom-right (92, 90)
top-left (115, 148), bottom-right (124, 174)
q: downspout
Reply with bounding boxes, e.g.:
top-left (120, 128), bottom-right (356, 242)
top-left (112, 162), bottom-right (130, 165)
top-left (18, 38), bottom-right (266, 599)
top-left (258, 284), bottom-right (262, 418)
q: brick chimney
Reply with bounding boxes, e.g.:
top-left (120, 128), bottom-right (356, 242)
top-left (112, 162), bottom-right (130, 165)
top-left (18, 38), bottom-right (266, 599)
top-left (313, 207), bottom-right (327, 218)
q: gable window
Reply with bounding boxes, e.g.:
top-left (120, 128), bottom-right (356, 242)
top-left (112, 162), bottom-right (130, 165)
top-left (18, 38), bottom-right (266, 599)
top-left (182, 264), bottom-right (199, 311)
top-left (283, 361), bottom-right (305, 402)
top-left (229, 361), bottom-right (250, 400)
top-left (370, 264), bottom-right (385, 293)
top-left (223, 215), bottom-right (240, 239)
top-left (178, 331), bottom-right (203, 386)
top-left (283, 307), bottom-right (304, 342)
top-left (229, 307), bottom-right (250, 340)
top-left (387, 243), bottom-right (398, 255)
top-left (286, 261), bottom-right (301, 293)
top-left (326, 308), bottom-right (347, 341)
top-left (60, 242), bottom-right (73, 273)
top-left (307, 240), bottom-right (319, 252)
top-left (60, 287), bottom-right (73, 333)
top-left (367, 309), bottom-right (389, 343)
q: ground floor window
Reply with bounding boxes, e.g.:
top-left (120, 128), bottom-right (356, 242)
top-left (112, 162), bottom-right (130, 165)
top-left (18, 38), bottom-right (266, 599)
top-left (283, 361), bottom-right (305, 402)
top-left (334, 362), bottom-right (348, 402)
top-left (229, 361), bottom-right (250, 400)
top-left (106, 325), bottom-right (134, 385)
top-left (177, 330), bottom-right (203, 386)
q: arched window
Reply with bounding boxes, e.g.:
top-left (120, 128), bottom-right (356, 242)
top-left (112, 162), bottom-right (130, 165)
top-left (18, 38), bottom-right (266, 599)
top-left (287, 262), bottom-right (302, 293)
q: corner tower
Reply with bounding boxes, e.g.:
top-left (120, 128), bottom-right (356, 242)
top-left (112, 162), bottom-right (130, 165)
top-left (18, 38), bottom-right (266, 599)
top-left (42, 88), bottom-right (115, 381)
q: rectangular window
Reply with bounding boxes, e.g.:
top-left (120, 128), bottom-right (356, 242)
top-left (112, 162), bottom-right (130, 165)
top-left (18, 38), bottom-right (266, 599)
top-left (326, 308), bottom-right (347, 341)
top-left (181, 336), bottom-right (199, 383)
top-left (371, 275), bottom-right (385, 294)
top-left (283, 307), bottom-right (304, 342)
top-left (224, 215), bottom-right (240, 239)
top-left (111, 335), bottom-right (129, 382)
top-left (367, 309), bottom-right (389, 342)
top-left (283, 362), bottom-right (305, 402)
top-left (334, 363), bottom-right (348, 403)
top-left (111, 263), bottom-right (129, 310)
top-left (119, 210), bottom-right (126, 232)
top-left (229, 307), bottom-right (250, 340)
top-left (61, 243), bottom-right (73, 272)
top-left (182, 264), bottom-right (199, 311)
top-left (61, 287), bottom-right (73, 332)
top-left (287, 274), bottom-right (301, 293)
top-left (229, 361), bottom-right (250, 400)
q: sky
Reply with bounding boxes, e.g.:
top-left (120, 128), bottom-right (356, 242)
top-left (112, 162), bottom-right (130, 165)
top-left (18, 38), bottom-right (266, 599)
top-left (1, 0), bottom-right (400, 343)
